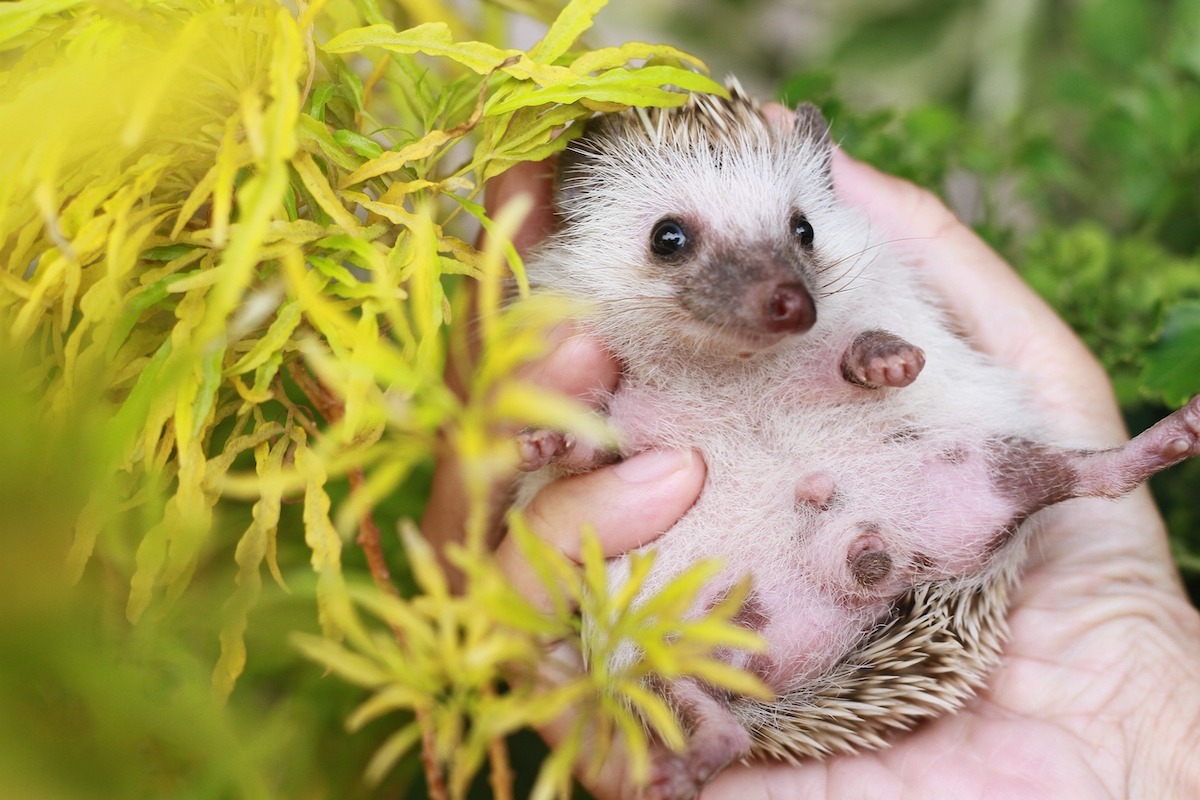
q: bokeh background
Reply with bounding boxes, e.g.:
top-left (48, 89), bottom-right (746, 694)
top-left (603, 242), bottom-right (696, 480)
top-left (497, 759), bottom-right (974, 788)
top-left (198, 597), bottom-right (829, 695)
top-left (1, 0), bottom-right (1197, 797)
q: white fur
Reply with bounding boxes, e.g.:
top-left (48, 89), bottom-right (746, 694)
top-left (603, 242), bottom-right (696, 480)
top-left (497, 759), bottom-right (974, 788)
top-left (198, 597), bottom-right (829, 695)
top-left (518, 93), bottom-right (1043, 696)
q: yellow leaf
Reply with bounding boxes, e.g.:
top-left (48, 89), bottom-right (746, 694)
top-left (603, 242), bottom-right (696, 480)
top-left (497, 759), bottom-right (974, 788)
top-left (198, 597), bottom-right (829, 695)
top-left (606, 549), bottom-right (655, 616)
top-left (621, 681), bottom-right (685, 751)
top-left (485, 66), bottom-right (726, 116)
top-left (568, 42), bottom-right (706, 75)
top-left (294, 433), bottom-right (347, 639)
top-left (127, 516), bottom-right (170, 624)
top-left (506, 514), bottom-right (581, 621)
top-left (293, 150), bottom-right (361, 231)
top-left (491, 380), bottom-right (614, 446)
top-left (347, 684), bottom-right (428, 731)
top-left (686, 660), bottom-right (773, 701)
top-left (610, 700), bottom-right (651, 784)
top-left (323, 23), bottom-right (512, 72)
top-left (377, 178), bottom-right (440, 203)
top-left (0, 0), bottom-right (84, 45)
top-left (363, 723), bottom-right (424, 786)
top-left (400, 521), bottom-right (449, 600)
top-left (528, 0), bottom-right (606, 65)
top-left (292, 632), bottom-right (393, 688)
top-left (339, 127), bottom-right (452, 187)
top-left (213, 435), bottom-right (290, 700)
top-left (225, 299), bottom-right (302, 376)
top-left (633, 559), bottom-right (722, 621)
top-left (349, 587), bottom-right (439, 654)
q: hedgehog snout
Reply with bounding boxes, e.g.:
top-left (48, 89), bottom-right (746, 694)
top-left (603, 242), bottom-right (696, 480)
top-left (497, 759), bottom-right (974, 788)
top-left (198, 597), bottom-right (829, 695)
top-left (763, 281), bottom-right (816, 334)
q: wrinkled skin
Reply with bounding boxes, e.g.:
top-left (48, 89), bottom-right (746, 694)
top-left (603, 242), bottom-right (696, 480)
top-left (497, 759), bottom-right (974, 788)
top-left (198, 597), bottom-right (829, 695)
top-left (422, 145), bottom-right (1200, 798)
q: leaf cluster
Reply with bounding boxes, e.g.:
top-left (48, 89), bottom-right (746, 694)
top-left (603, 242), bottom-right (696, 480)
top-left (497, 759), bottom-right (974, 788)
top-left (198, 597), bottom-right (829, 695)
top-left (295, 517), bottom-right (766, 799)
top-left (0, 0), bottom-right (746, 795)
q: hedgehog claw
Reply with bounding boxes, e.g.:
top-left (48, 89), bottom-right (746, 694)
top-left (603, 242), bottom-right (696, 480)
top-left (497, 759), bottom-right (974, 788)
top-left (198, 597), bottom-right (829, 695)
top-left (515, 428), bottom-right (574, 472)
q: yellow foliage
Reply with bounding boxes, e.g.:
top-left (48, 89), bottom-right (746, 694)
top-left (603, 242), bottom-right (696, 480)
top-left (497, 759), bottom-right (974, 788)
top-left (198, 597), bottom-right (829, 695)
top-left (0, 0), bottom-right (753, 794)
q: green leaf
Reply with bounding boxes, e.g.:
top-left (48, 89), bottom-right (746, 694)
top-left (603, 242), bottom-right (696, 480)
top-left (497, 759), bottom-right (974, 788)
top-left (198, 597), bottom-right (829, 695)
top-left (1142, 300), bottom-right (1200, 406)
top-left (323, 23), bottom-right (518, 75)
top-left (142, 243), bottom-right (197, 261)
top-left (296, 114), bottom-right (362, 171)
top-left (309, 82), bottom-right (335, 122)
top-left (332, 129), bottom-right (385, 159)
top-left (293, 633), bottom-right (393, 688)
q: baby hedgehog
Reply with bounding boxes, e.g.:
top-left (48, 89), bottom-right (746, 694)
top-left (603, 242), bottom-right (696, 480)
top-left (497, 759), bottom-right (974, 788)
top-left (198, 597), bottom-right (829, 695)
top-left (513, 84), bottom-right (1200, 798)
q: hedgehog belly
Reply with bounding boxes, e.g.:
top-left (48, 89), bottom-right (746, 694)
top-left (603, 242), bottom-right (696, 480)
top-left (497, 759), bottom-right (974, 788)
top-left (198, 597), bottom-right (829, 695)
top-left (738, 558), bottom-right (1020, 760)
top-left (599, 374), bottom-right (1035, 758)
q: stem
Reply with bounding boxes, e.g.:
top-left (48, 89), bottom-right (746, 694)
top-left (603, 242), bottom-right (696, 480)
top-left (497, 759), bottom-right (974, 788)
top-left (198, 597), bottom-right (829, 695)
top-left (286, 360), bottom-right (399, 598)
top-left (347, 467), bottom-right (398, 598)
top-left (288, 357), bottom-right (446, 796)
top-left (484, 686), bottom-right (514, 800)
top-left (422, 720), bottom-right (450, 800)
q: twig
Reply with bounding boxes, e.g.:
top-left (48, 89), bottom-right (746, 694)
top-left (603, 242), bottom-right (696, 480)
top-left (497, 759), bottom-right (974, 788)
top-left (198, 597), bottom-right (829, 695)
top-left (286, 358), bottom-right (447, 798)
top-left (347, 467), bottom-right (399, 598)
top-left (484, 685), bottom-right (514, 800)
top-left (421, 719), bottom-right (450, 800)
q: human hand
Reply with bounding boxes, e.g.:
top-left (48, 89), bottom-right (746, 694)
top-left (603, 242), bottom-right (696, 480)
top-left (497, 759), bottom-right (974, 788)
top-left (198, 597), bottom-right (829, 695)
top-left (689, 150), bottom-right (1200, 799)
top-left (426, 140), bottom-right (1200, 799)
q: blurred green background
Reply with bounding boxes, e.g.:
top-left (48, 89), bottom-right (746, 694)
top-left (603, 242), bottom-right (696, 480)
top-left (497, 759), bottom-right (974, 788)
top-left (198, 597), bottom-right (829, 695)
top-left (3, 0), bottom-right (1198, 797)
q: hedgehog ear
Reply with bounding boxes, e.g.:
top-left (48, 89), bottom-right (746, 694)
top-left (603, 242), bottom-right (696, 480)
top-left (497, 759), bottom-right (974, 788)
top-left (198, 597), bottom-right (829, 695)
top-left (794, 103), bottom-right (831, 150)
top-left (794, 103), bottom-right (832, 184)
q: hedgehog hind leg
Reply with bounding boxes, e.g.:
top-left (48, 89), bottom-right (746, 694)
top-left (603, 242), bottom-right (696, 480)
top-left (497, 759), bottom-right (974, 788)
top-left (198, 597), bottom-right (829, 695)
top-left (647, 680), bottom-right (753, 800)
top-left (1067, 394), bottom-right (1200, 500)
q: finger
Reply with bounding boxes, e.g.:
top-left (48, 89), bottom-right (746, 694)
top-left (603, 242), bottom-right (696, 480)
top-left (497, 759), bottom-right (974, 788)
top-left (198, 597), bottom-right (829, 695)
top-left (517, 325), bottom-right (620, 404)
top-left (496, 448), bottom-right (706, 613)
top-left (483, 157), bottom-right (558, 255)
top-left (422, 327), bottom-right (618, 575)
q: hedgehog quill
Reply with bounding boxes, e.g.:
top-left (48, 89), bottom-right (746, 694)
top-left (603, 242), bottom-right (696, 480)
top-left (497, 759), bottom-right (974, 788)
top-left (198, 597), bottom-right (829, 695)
top-left (512, 85), bottom-right (1200, 798)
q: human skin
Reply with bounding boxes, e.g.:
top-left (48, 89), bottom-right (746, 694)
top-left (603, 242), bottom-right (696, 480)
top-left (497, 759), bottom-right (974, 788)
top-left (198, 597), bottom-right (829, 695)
top-left (421, 139), bottom-right (1200, 798)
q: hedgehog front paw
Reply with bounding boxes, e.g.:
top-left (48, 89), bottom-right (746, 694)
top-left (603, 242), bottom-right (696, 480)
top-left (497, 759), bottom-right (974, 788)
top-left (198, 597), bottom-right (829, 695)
top-left (515, 428), bottom-right (575, 472)
top-left (841, 330), bottom-right (926, 389)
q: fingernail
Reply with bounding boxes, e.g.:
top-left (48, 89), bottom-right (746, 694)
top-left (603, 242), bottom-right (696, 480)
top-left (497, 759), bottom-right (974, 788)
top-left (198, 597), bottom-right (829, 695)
top-left (614, 449), bottom-right (693, 483)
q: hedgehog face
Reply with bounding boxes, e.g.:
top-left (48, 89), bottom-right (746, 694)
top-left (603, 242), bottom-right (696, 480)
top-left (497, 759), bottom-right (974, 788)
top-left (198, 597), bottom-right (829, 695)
top-left (546, 91), bottom-right (867, 360)
top-left (625, 204), bottom-right (818, 353)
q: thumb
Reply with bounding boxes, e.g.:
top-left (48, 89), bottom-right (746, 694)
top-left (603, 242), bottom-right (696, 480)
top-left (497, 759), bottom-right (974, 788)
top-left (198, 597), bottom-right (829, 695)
top-left (496, 449), bottom-right (706, 614)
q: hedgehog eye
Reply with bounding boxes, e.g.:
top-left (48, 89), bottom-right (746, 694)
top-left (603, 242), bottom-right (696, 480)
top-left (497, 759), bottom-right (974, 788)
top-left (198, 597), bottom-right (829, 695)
top-left (792, 214), bottom-right (815, 247)
top-left (650, 219), bottom-right (689, 257)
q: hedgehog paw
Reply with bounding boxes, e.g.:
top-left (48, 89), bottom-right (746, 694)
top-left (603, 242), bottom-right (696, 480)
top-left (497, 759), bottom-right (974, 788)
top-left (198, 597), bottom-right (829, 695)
top-left (841, 330), bottom-right (925, 389)
top-left (515, 428), bottom-right (574, 472)
top-left (1156, 393), bottom-right (1200, 461)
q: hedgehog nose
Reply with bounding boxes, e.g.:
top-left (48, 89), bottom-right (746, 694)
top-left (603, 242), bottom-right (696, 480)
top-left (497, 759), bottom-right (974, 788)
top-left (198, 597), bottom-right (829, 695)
top-left (764, 282), bottom-right (816, 333)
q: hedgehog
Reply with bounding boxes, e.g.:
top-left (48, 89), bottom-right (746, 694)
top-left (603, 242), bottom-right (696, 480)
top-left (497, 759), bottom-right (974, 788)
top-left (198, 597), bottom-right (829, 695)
top-left (511, 84), bottom-right (1200, 798)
